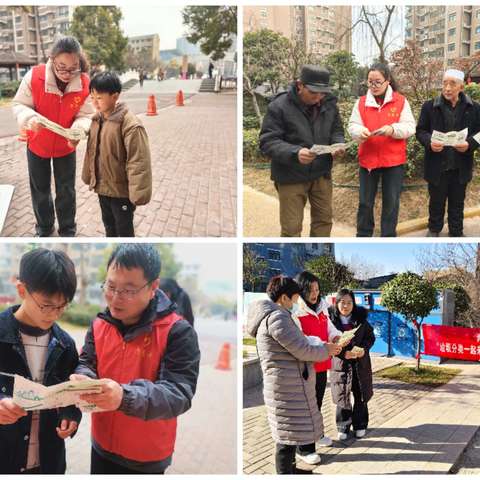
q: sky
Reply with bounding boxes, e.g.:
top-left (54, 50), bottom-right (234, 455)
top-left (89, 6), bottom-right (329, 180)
top-left (335, 242), bottom-right (445, 276)
top-left (173, 243), bottom-right (236, 297)
top-left (120, 5), bottom-right (188, 50)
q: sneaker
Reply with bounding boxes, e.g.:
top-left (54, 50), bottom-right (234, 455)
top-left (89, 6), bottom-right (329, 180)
top-left (295, 452), bottom-right (321, 465)
top-left (317, 435), bottom-right (333, 447)
top-left (354, 429), bottom-right (366, 438)
top-left (337, 432), bottom-right (348, 441)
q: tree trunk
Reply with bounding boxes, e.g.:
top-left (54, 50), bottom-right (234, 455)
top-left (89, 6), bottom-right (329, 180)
top-left (416, 322), bottom-right (422, 371)
top-left (244, 75), bottom-right (263, 124)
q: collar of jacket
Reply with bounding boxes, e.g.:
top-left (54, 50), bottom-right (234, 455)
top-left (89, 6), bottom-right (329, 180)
top-left (365, 84), bottom-right (394, 109)
top-left (0, 305), bottom-right (68, 349)
top-left (99, 288), bottom-right (177, 341)
top-left (288, 82), bottom-right (337, 113)
top-left (296, 295), bottom-right (318, 318)
top-left (92, 102), bottom-right (128, 123)
top-left (43, 58), bottom-right (84, 96)
top-left (433, 91), bottom-right (472, 108)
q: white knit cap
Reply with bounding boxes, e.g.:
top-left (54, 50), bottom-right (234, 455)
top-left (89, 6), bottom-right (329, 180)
top-left (444, 69), bottom-right (465, 82)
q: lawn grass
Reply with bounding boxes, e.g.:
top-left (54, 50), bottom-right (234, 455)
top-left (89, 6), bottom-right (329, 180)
top-left (243, 337), bottom-right (256, 346)
top-left (376, 363), bottom-right (461, 387)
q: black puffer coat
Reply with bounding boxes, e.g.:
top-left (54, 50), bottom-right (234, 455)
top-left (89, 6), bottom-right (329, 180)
top-left (259, 83), bottom-right (345, 184)
top-left (328, 305), bottom-right (375, 408)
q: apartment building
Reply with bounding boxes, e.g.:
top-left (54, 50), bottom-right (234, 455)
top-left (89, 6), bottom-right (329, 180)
top-left (128, 34), bottom-right (160, 64)
top-left (244, 5), bottom-right (352, 55)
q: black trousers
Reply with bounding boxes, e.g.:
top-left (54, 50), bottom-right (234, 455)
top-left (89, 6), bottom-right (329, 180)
top-left (27, 148), bottom-right (76, 236)
top-left (90, 448), bottom-right (164, 474)
top-left (98, 195), bottom-right (136, 237)
top-left (297, 370), bottom-right (328, 455)
top-left (428, 169), bottom-right (467, 236)
top-left (275, 443), bottom-right (296, 474)
top-left (336, 368), bottom-right (369, 433)
top-left (357, 164), bottom-right (404, 237)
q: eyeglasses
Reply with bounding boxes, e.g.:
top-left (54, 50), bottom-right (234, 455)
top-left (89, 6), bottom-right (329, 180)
top-left (367, 79), bottom-right (387, 88)
top-left (53, 59), bottom-right (81, 76)
top-left (26, 288), bottom-right (69, 314)
top-left (101, 281), bottom-right (151, 300)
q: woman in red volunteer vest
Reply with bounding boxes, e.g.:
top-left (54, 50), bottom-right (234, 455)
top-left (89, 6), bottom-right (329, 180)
top-left (348, 63), bottom-right (416, 237)
top-left (12, 36), bottom-right (93, 237)
top-left (292, 271), bottom-right (342, 466)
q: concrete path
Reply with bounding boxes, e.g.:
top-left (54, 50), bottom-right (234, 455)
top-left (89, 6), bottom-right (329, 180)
top-left (243, 355), bottom-right (480, 475)
top-left (243, 186), bottom-right (355, 237)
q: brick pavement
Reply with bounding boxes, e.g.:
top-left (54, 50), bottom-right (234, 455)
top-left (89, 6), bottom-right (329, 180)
top-left (243, 356), bottom-right (437, 474)
top-left (0, 92), bottom-right (236, 237)
top-left (65, 323), bottom-right (237, 474)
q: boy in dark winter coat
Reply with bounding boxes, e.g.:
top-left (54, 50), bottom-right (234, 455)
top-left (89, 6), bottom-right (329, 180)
top-left (328, 288), bottom-right (375, 440)
top-left (0, 248), bottom-right (81, 474)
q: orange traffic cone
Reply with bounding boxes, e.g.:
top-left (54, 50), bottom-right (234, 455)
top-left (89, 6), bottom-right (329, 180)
top-left (146, 95), bottom-right (158, 116)
top-left (215, 342), bottom-right (231, 371)
top-left (176, 89), bottom-right (184, 106)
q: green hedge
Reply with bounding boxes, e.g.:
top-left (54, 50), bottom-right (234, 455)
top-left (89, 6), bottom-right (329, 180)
top-left (60, 303), bottom-right (101, 327)
top-left (0, 80), bottom-right (21, 98)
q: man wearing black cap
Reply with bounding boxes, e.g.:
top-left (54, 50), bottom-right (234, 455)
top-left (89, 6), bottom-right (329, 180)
top-left (259, 65), bottom-right (345, 237)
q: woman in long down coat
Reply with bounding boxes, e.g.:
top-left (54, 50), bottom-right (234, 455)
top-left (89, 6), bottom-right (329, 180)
top-left (328, 289), bottom-right (375, 440)
top-left (246, 276), bottom-right (341, 474)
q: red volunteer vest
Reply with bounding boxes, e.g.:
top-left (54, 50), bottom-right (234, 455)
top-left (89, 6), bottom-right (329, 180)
top-left (91, 312), bottom-right (181, 462)
top-left (297, 310), bottom-right (331, 372)
top-left (358, 91), bottom-right (407, 170)
top-left (28, 64), bottom-right (89, 158)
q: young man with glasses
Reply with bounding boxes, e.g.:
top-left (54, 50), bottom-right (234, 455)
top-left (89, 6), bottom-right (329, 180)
top-left (0, 248), bottom-right (81, 474)
top-left (259, 65), bottom-right (346, 237)
top-left (71, 244), bottom-right (200, 474)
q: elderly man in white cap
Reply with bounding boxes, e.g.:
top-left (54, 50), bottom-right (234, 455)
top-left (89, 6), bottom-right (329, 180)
top-left (416, 68), bottom-right (480, 237)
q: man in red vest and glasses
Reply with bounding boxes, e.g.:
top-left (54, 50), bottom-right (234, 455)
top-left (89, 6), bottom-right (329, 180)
top-left (71, 244), bottom-right (200, 474)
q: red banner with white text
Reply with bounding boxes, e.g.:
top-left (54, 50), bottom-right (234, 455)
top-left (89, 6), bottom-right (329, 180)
top-left (422, 324), bottom-right (480, 360)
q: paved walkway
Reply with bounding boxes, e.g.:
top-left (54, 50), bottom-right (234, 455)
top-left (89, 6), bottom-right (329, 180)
top-left (0, 92), bottom-right (236, 237)
top-left (65, 320), bottom-right (237, 474)
top-left (402, 216), bottom-right (480, 237)
top-left (243, 356), bottom-right (480, 474)
top-left (243, 186), bottom-right (355, 237)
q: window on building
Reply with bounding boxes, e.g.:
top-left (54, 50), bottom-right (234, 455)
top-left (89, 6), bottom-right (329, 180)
top-left (16, 30), bottom-right (23, 37)
top-left (448, 13), bottom-right (456, 22)
top-left (268, 249), bottom-right (281, 261)
top-left (476, 26), bottom-right (480, 34)
top-left (475, 41), bottom-right (480, 50)
top-left (449, 27), bottom-right (456, 36)
top-left (448, 43), bottom-right (456, 51)
top-left (268, 268), bottom-right (282, 278)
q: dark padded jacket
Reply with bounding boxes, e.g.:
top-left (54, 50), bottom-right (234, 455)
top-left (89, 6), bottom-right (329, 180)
top-left (259, 83), bottom-right (345, 184)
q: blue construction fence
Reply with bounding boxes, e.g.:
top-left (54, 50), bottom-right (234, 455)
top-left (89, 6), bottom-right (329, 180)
top-left (243, 289), bottom-right (455, 363)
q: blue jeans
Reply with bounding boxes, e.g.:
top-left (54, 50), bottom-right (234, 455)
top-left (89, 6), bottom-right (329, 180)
top-left (357, 165), bottom-right (404, 237)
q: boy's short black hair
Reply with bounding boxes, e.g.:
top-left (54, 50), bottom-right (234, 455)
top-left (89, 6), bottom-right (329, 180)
top-left (90, 71), bottom-right (122, 94)
top-left (266, 275), bottom-right (301, 302)
top-left (107, 244), bottom-right (161, 283)
top-left (19, 248), bottom-right (77, 302)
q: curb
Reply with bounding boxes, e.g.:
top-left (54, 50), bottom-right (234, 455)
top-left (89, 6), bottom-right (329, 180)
top-left (397, 205), bottom-right (480, 235)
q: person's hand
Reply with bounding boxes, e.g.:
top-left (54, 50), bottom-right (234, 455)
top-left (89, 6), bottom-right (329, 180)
top-left (454, 141), bottom-right (469, 153)
top-left (331, 335), bottom-right (341, 344)
top-left (69, 373), bottom-right (91, 382)
top-left (359, 128), bottom-right (371, 141)
top-left (67, 139), bottom-right (80, 149)
top-left (355, 347), bottom-right (365, 358)
top-left (332, 148), bottom-right (345, 159)
top-left (375, 125), bottom-right (394, 137)
top-left (326, 342), bottom-right (342, 357)
top-left (0, 398), bottom-right (27, 425)
top-left (344, 350), bottom-right (357, 360)
top-left (28, 119), bottom-right (43, 133)
top-left (80, 379), bottom-right (123, 411)
top-left (56, 419), bottom-right (78, 439)
top-left (431, 141), bottom-right (444, 152)
top-left (298, 148), bottom-right (316, 165)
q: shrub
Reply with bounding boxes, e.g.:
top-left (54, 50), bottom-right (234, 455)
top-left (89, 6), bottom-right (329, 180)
top-left (60, 303), bottom-right (102, 327)
top-left (243, 128), bottom-right (267, 163)
top-left (0, 81), bottom-right (21, 98)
